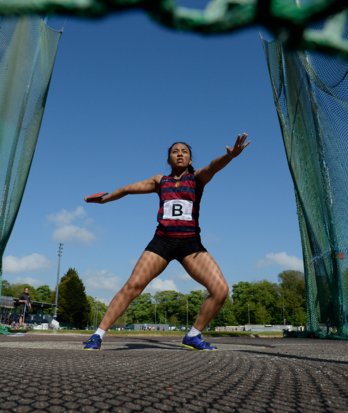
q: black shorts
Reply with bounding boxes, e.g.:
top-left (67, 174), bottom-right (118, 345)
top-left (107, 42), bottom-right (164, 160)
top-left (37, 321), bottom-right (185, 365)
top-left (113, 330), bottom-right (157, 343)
top-left (145, 233), bottom-right (207, 263)
top-left (19, 304), bottom-right (28, 315)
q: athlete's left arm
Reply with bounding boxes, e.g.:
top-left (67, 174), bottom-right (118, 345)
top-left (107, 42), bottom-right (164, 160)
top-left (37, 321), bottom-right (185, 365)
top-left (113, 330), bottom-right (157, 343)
top-left (195, 133), bottom-right (250, 186)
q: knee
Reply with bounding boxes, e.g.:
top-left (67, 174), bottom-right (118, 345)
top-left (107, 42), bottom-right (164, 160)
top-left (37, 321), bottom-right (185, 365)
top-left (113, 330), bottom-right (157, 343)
top-left (212, 281), bottom-right (229, 304)
top-left (123, 281), bottom-right (143, 299)
top-left (219, 282), bottom-right (229, 303)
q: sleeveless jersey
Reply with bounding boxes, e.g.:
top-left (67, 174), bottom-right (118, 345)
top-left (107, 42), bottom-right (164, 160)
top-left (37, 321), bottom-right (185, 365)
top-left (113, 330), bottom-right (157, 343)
top-left (156, 173), bottom-right (203, 238)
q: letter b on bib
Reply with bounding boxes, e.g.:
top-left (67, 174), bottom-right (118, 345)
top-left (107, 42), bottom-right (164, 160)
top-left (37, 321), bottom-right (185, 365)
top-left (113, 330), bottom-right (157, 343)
top-left (172, 204), bottom-right (183, 216)
top-left (163, 200), bottom-right (193, 220)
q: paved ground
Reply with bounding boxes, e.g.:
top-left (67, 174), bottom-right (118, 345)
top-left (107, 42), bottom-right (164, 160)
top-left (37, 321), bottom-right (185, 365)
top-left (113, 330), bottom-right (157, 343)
top-left (0, 333), bottom-right (347, 412)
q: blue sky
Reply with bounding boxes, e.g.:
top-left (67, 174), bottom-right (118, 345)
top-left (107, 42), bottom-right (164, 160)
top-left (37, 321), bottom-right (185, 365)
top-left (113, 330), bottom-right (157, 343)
top-left (3, 12), bottom-right (304, 303)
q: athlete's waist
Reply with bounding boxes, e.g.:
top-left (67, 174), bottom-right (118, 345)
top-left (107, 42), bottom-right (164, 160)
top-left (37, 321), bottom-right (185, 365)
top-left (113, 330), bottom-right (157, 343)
top-left (155, 226), bottom-right (201, 238)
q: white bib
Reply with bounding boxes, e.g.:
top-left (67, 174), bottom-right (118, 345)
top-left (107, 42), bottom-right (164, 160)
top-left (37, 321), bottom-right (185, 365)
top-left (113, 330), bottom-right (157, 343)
top-left (163, 199), bottom-right (193, 221)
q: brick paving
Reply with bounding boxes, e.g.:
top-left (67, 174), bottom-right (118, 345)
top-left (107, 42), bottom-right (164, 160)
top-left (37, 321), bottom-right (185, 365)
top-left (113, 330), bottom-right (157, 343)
top-left (0, 334), bottom-right (347, 412)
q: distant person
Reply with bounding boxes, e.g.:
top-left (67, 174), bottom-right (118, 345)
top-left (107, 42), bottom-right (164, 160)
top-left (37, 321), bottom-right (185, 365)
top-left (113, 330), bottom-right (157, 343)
top-left (83, 134), bottom-right (250, 350)
top-left (18, 287), bottom-right (32, 326)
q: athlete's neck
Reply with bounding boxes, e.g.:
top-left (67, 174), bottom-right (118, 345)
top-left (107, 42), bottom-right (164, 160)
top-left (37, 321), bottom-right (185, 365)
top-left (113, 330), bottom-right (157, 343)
top-left (171, 168), bottom-right (189, 180)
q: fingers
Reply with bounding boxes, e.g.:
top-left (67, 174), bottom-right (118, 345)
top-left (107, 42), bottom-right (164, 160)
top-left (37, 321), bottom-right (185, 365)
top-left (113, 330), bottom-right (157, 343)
top-left (236, 132), bottom-right (248, 144)
top-left (226, 132), bottom-right (250, 158)
top-left (235, 132), bottom-right (250, 150)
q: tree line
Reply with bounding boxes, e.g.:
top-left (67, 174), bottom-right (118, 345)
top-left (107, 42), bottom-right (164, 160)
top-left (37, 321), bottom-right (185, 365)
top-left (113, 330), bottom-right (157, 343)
top-left (2, 268), bottom-right (306, 329)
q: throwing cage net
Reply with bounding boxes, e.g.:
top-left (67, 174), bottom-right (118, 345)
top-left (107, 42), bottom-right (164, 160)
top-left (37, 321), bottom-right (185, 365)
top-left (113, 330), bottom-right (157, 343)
top-left (0, 1), bottom-right (348, 338)
top-left (0, 1), bottom-right (346, 57)
top-left (263, 15), bottom-right (348, 338)
top-left (0, 17), bottom-right (61, 295)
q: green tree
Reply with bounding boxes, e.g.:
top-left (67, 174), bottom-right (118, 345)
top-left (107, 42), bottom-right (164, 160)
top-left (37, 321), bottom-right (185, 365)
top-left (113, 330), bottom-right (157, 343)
top-left (210, 295), bottom-right (237, 328)
top-left (293, 307), bottom-right (307, 326)
top-left (253, 280), bottom-right (281, 324)
top-left (58, 268), bottom-right (90, 328)
top-left (254, 304), bottom-right (272, 325)
top-left (36, 285), bottom-right (54, 303)
top-left (231, 282), bottom-right (254, 324)
top-left (1, 280), bottom-right (13, 296)
top-left (278, 270), bottom-right (306, 325)
top-left (5, 283), bottom-right (33, 299)
top-left (125, 293), bottom-right (153, 324)
top-left (186, 290), bottom-right (207, 326)
top-left (154, 290), bottom-right (186, 325)
top-left (231, 280), bottom-right (281, 324)
top-left (87, 296), bottom-right (107, 328)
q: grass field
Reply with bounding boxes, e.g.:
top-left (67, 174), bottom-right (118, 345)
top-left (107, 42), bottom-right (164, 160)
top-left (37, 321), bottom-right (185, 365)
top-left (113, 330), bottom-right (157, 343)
top-left (25, 329), bottom-right (284, 338)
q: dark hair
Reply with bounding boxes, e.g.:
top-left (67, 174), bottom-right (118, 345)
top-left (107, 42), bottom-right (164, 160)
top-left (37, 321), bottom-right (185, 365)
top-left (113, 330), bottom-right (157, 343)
top-left (167, 141), bottom-right (195, 173)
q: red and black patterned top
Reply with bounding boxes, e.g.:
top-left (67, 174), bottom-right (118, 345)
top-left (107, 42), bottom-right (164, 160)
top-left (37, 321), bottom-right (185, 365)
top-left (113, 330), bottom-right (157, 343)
top-left (156, 173), bottom-right (203, 238)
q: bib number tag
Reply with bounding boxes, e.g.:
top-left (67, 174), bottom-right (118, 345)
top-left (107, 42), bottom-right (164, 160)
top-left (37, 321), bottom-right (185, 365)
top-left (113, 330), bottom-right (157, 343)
top-left (163, 200), bottom-right (193, 220)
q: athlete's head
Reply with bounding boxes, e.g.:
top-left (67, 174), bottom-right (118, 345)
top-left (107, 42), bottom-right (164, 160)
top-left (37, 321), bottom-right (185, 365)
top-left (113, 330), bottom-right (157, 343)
top-left (167, 142), bottom-right (195, 173)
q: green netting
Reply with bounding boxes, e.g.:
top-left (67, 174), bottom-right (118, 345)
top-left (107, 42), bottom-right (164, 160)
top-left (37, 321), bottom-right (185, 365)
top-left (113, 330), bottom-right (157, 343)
top-left (0, 17), bottom-right (61, 295)
top-left (262, 20), bottom-right (348, 339)
top-left (0, 1), bottom-right (346, 57)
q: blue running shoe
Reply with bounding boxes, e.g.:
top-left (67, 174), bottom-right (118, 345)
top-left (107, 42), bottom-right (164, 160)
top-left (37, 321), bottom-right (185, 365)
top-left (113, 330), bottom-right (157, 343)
top-left (83, 334), bottom-right (102, 350)
top-left (182, 334), bottom-right (217, 351)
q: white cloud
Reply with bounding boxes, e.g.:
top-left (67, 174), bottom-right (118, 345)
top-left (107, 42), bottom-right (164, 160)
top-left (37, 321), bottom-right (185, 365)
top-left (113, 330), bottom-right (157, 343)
top-left (48, 206), bottom-right (86, 226)
top-left (145, 278), bottom-right (178, 293)
top-left (163, 264), bottom-right (191, 282)
top-left (257, 252), bottom-right (304, 272)
top-left (93, 297), bottom-right (111, 306)
top-left (176, 272), bottom-right (191, 281)
top-left (48, 206), bottom-right (95, 244)
top-left (85, 270), bottom-right (120, 292)
top-left (3, 253), bottom-right (51, 273)
top-left (53, 225), bottom-right (95, 244)
top-left (12, 276), bottom-right (42, 287)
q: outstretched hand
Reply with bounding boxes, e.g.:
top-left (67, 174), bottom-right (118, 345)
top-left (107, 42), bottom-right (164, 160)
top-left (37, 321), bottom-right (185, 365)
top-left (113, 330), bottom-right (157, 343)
top-left (84, 192), bottom-right (108, 203)
top-left (226, 133), bottom-right (250, 158)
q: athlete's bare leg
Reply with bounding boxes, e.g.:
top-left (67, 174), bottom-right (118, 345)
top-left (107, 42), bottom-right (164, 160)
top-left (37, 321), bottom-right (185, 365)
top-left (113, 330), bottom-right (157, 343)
top-left (181, 252), bottom-right (229, 331)
top-left (99, 251), bottom-right (168, 331)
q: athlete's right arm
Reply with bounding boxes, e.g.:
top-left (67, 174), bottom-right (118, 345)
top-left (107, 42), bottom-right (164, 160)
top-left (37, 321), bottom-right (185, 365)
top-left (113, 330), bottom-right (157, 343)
top-left (98, 175), bottom-right (162, 204)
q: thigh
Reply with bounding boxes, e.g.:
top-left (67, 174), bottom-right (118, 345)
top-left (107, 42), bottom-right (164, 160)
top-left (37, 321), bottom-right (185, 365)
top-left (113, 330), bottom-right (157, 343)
top-left (181, 251), bottom-right (227, 292)
top-left (126, 250), bottom-right (169, 290)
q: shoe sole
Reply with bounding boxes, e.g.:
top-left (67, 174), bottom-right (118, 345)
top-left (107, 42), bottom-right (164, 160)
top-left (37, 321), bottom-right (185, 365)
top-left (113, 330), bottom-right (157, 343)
top-left (83, 347), bottom-right (101, 350)
top-left (181, 344), bottom-right (217, 351)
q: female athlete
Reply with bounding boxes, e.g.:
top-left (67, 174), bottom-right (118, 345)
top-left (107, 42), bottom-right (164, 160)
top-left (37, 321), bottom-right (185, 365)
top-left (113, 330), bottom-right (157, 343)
top-left (84, 133), bottom-right (250, 350)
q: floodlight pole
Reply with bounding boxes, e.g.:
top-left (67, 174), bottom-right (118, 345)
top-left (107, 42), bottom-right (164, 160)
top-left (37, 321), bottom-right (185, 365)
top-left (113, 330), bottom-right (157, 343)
top-left (247, 302), bottom-right (251, 325)
top-left (53, 243), bottom-right (64, 319)
top-left (186, 297), bottom-right (189, 330)
top-left (94, 298), bottom-right (98, 329)
top-left (152, 297), bottom-right (157, 325)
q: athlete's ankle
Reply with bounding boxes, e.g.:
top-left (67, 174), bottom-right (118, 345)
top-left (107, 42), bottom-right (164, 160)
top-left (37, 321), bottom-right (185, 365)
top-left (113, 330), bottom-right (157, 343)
top-left (95, 328), bottom-right (106, 339)
top-left (187, 326), bottom-right (201, 337)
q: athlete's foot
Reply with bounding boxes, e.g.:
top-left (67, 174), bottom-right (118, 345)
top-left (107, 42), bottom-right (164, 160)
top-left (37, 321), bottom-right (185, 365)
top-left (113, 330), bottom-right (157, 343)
top-left (83, 334), bottom-right (102, 350)
top-left (181, 334), bottom-right (217, 350)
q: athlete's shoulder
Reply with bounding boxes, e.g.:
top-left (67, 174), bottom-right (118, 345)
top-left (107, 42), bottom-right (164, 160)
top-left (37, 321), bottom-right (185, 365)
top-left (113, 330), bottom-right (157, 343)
top-left (152, 174), bottom-right (163, 183)
top-left (159, 174), bottom-right (172, 183)
top-left (151, 174), bottom-right (163, 193)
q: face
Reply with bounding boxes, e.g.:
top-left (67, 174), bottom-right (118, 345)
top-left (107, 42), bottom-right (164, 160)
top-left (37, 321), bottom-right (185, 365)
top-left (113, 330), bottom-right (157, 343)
top-left (24, 288), bottom-right (29, 294)
top-left (168, 143), bottom-right (192, 170)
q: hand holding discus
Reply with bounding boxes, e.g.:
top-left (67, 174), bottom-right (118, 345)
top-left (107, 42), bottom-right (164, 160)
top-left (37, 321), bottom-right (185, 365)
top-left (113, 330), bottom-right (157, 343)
top-left (84, 192), bottom-right (109, 203)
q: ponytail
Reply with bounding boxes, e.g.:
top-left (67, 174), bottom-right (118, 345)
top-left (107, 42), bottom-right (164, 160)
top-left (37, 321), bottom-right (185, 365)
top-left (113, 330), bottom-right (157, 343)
top-left (188, 164), bottom-right (195, 173)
